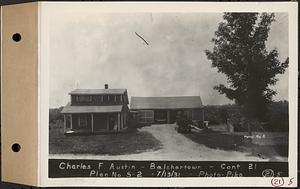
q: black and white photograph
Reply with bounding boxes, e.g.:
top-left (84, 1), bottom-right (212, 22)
top-left (1, 1), bottom-right (298, 188)
top-left (42, 2), bottom-right (297, 183)
top-left (49, 11), bottom-right (289, 160)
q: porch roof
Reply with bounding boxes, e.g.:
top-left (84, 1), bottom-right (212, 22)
top-left (61, 103), bottom-right (123, 114)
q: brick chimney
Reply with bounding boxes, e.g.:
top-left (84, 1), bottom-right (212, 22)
top-left (104, 84), bottom-right (108, 89)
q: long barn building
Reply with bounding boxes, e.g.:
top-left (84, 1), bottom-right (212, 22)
top-left (130, 96), bottom-right (204, 125)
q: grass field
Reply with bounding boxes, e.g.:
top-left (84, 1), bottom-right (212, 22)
top-left (49, 122), bottom-right (162, 155)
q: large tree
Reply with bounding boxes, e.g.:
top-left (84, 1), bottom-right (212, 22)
top-left (205, 13), bottom-right (288, 133)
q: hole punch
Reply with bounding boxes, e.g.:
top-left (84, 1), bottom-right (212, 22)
top-left (12, 143), bottom-right (21, 152)
top-left (12, 33), bottom-right (22, 42)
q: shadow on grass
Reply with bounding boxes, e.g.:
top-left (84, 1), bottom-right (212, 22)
top-left (185, 129), bottom-right (244, 151)
top-left (240, 144), bottom-right (288, 160)
top-left (184, 129), bottom-right (288, 160)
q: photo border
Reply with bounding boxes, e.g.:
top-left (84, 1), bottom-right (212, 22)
top-left (39, 1), bottom-right (298, 187)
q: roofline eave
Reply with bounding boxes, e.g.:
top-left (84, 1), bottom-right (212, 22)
top-left (130, 107), bottom-right (203, 110)
top-left (61, 111), bottom-right (122, 114)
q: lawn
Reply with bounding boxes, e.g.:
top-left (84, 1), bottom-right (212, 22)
top-left (184, 127), bottom-right (288, 160)
top-left (49, 122), bottom-right (162, 155)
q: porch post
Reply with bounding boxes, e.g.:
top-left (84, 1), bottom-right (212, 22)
top-left (107, 114), bottom-right (109, 130)
top-left (121, 113), bottom-right (123, 130)
top-left (124, 111), bottom-right (127, 125)
top-left (91, 114), bottom-right (94, 133)
top-left (167, 110), bottom-right (170, 124)
top-left (117, 113), bottom-right (121, 131)
top-left (70, 114), bottom-right (73, 130)
top-left (63, 114), bottom-right (66, 133)
top-left (202, 108), bottom-right (204, 126)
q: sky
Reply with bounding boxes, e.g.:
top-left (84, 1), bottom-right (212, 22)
top-left (45, 4), bottom-right (289, 108)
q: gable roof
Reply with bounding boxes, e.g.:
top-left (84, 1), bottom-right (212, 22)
top-left (61, 103), bottom-right (123, 114)
top-left (69, 89), bottom-right (126, 95)
top-left (130, 96), bottom-right (203, 110)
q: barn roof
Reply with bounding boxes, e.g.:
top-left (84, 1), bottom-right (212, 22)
top-left (130, 96), bottom-right (203, 110)
top-left (61, 103), bottom-right (123, 114)
top-left (69, 89), bottom-right (126, 95)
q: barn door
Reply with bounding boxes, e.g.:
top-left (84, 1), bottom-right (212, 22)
top-left (138, 110), bottom-right (154, 124)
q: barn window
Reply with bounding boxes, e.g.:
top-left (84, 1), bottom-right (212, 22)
top-left (78, 115), bottom-right (88, 127)
top-left (138, 110), bottom-right (154, 123)
top-left (185, 110), bottom-right (193, 120)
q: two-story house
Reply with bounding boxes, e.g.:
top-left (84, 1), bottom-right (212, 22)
top-left (61, 84), bottom-right (129, 134)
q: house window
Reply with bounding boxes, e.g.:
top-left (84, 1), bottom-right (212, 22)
top-left (138, 110), bottom-right (154, 123)
top-left (108, 95), bottom-right (114, 102)
top-left (76, 95), bottom-right (92, 102)
top-left (103, 95), bottom-right (108, 102)
top-left (78, 115), bottom-right (88, 128)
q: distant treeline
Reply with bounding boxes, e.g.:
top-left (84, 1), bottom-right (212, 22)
top-left (49, 106), bottom-right (64, 124)
top-left (49, 101), bottom-right (289, 132)
top-left (204, 101), bottom-right (289, 132)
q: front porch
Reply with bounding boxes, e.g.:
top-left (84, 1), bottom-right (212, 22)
top-left (63, 112), bottom-right (127, 134)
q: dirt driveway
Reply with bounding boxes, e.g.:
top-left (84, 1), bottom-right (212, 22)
top-left (50, 124), bottom-right (265, 161)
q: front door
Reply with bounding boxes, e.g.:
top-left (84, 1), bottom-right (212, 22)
top-left (93, 113), bottom-right (108, 130)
